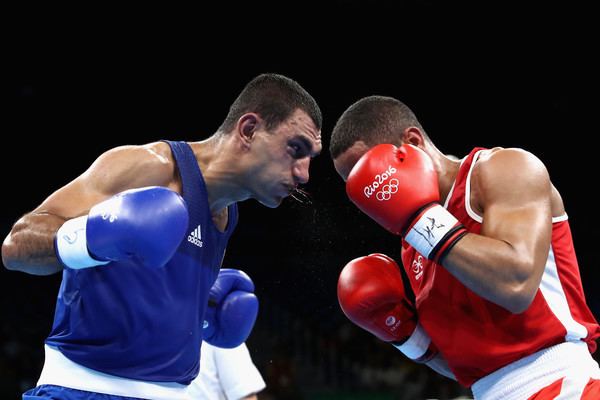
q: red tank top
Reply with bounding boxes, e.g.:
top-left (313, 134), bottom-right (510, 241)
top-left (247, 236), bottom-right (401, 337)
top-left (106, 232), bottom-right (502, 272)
top-left (401, 148), bottom-right (600, 387)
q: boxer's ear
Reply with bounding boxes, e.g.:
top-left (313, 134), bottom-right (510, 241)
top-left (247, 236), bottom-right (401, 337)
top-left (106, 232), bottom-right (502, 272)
top-left (400, 127), bottom-right (426, 148)
top-left (237, 113), bottom-right (262, 150)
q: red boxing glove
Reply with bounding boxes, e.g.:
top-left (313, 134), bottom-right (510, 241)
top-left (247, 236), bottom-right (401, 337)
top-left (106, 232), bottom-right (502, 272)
top-left (346, 144), bottom-right (467, 263)
top-left (337, 253), bottom-right (437, 362)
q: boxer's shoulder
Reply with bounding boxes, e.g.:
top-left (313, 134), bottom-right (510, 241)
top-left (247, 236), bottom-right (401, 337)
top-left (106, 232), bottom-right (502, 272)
top-left (472, 147), bottom-right (548, 190)
top-left (475, 147), bottom-right (542, 170)
top-left (86, 143), bottom-right (178, 195)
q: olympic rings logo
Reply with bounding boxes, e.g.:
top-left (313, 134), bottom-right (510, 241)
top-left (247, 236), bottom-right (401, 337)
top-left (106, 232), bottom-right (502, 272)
top-left (375, 179), bottom-right (399, 201)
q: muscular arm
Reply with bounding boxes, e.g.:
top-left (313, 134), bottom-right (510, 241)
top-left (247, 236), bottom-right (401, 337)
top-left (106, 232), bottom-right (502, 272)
top-left (2, 143), bottom-right (175, 275)
top-left (443, 149), bottom-right (553, 313)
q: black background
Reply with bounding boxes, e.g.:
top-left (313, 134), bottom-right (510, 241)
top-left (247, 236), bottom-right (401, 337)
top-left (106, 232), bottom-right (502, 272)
top-left (3, 1), bottom-right (599, 399)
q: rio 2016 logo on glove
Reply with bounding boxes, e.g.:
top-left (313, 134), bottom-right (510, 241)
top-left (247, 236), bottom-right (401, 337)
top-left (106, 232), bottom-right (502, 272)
top-left (93, 197), bottom-right (122, 223)
top-left (363, 165), bottom-right (397, 199)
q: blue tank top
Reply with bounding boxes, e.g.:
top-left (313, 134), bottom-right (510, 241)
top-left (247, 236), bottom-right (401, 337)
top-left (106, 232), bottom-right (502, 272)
top-left (46, 140), bottom-right (238, 383)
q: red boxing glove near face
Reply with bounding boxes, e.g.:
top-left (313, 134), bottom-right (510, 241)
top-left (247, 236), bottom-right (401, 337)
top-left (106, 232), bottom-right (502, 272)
top-left (346, 144), bottom-right (467, 263)
top-left (337, 253), bottom-right (437, 362)
top-left (346, 144), bottom-right (439, 235)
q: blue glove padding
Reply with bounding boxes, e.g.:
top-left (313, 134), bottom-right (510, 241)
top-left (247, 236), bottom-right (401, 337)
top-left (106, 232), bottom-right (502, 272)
top-left (86, 186), bottom-right (189, 268)
top-left (203, 268), bottom-right (259, 348)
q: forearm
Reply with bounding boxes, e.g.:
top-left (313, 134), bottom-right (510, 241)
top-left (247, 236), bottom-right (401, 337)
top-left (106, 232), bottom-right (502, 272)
top-left (442, 233), bottom-right (539, 313)
top-left (2, 212), bottom-right (66, 275)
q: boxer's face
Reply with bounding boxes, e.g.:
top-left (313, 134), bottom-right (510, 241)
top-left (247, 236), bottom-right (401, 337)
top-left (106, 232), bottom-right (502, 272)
top-left (247, 109), bottom-right (322, 208)
top-left (333, 140), bottom-right (372, 182)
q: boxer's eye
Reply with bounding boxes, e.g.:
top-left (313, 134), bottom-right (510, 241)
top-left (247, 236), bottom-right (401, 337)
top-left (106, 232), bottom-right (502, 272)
top-left (288, 143), bottom-right (305, 159)
top-left (288, 138), bottom-right (311, 159)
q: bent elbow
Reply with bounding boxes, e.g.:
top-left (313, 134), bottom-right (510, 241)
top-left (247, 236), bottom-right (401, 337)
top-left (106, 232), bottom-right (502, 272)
top-left (1, 236), bottom-right (19, 271)
top-left (506, 298), bottom-right (534, 314)
top-left (505, 285), bottom-right (537, 314)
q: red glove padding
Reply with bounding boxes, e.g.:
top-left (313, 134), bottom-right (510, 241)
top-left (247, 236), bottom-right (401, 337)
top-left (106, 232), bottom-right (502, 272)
top-left (337, 253), bottom-right (437, 362)
top-left (346, 144), bottom-right (467, 263)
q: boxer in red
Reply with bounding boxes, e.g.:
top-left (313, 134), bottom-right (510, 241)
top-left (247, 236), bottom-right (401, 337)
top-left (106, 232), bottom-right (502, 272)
top-left (332, 95), bottom-right (600, 399)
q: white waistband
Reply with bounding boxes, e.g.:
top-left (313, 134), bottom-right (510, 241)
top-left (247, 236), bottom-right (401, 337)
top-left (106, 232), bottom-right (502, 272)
top-left (471, 341), bottom-right (600, 400)
top-left (38, 345), bottom-right (193, 400)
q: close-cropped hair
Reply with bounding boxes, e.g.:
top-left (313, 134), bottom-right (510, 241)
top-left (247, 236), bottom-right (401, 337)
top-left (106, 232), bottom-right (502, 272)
top-left (330, 95), bottom-right (425, 158)
top-left (218, 73), bottom-right (322, 134)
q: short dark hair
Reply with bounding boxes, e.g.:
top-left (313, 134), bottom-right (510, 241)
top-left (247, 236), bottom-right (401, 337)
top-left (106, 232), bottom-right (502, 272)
top-left (329, 95), bottom-right (425, 159)
top-left (218, 73), bottom-right (322, 134)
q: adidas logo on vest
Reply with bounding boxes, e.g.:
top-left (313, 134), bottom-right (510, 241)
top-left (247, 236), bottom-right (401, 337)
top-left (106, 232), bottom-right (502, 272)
top-left (188, 225), bottom-right (203, 248)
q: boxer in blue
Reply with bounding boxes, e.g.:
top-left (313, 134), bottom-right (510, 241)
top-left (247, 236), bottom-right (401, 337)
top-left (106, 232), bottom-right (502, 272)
top-left (2, 73), bottom-right (322, 400)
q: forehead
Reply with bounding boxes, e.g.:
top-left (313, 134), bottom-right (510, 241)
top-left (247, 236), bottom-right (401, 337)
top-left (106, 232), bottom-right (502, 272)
top-left (276, 108), bottom-right (322, 154)
top-left (333, 141), bottom-right (372, 181)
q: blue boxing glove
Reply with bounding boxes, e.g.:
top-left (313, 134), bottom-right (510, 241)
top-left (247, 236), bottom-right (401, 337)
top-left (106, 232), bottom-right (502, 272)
top-left (203, 269), bottom-right (259, 348)
top-left (55, 186), bottom-right (189, 269)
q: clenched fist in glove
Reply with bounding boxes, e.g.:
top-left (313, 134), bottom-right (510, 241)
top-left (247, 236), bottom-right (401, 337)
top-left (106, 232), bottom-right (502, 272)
top-left (346, 144), bottom-right (467, 263)
top-left (203, 268), bottom-right (259, 349)
top-left (337, 253), bottom-right (437, 362)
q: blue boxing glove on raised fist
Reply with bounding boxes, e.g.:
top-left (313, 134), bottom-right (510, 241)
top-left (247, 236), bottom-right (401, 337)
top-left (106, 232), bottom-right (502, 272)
top-left (55, 186), bottom-right (189, 269)
top-left (203, 268), bottom-right (259, 349)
